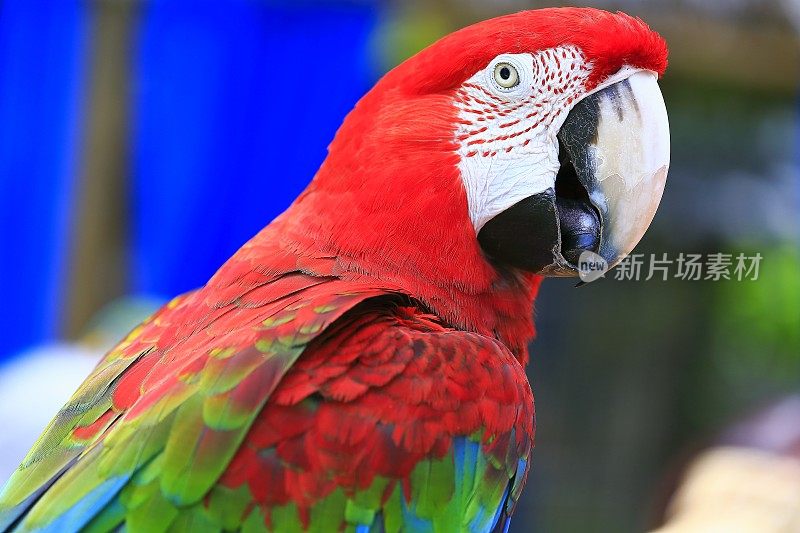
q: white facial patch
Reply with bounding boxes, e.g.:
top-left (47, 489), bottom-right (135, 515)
top-left (454, 46), bottom-right (592, 232)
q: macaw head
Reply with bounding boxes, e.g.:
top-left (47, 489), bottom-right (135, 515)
top-left (284, 7), bottom-right (669, 352)
top-left (452, 13), bottom-right (670, 276)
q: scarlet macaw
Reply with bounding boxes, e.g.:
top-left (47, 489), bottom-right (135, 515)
top-left (0, 8), bottom-right (669, 532)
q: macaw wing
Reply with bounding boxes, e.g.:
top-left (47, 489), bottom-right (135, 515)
top-left (0, 274), bottom-right (533, 533)
top-left (206, 303), bottom-right (534, 533)
top-left (0, 297), bottom-right (179, 531)
top-left (0, 269), bottom-right (384, 532)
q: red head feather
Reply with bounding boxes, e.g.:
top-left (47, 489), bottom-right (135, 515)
top-left (394, 8), bottom-right (667, 95)
top-left (255, 8), bottom-right (667, 362)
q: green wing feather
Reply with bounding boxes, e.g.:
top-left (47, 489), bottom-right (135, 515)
top-left (0, 281), bottom-right (533, 533)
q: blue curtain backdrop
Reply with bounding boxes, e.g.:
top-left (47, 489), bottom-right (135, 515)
top-left (131, 2), bottom-right (378, 296)
top-left (0, 2), bottom-right (89, 357)
top-left (0, 1), bottom-right (379, 358)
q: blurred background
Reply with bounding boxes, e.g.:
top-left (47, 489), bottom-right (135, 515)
top-left (0, 0), bottom-right (797, 531)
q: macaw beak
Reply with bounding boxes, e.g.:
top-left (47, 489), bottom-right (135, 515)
top-left (478, 70), bottom-right (670, 276)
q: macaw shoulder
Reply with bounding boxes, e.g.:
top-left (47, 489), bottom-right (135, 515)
top-left (274, 300), bottom-right (535, 444)
top-left (218, 298), bottom-right (536, 532)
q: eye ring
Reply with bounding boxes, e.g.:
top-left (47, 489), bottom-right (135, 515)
top-left (493, 62), bottom-right (520, 89)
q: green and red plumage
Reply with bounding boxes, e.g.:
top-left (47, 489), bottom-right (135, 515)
top-left (0, 8), bottom-right (668, 532)
top-left (0, 254), bottom-right (533, 532)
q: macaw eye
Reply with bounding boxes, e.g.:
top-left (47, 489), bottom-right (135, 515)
top-left (493, 62), bottom-right (520, 89)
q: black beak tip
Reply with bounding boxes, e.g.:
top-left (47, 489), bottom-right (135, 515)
top-left (477, 191), bottom-right (561, 273)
